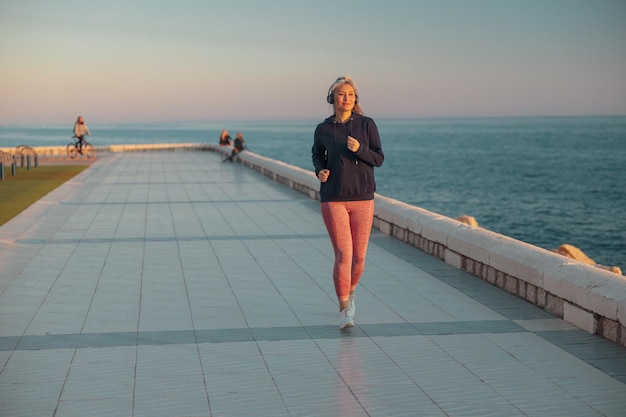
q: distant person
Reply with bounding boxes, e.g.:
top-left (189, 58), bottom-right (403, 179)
top-left (219, 129), bottom-right (232, 146)
top-left (312, 76), bottom-right (384, 330)
top-left (73, 115), bottom-right (91, 154)
top-left (223, 132), bottom-right (245, 162)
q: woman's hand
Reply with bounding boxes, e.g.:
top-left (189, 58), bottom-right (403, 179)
top-left (347, 136), bottom-right (360, 152)
top-left (318, 169), bottom-right (330, 182)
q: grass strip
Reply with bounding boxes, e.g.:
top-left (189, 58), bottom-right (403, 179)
top-left (0, 165), bottom-right (88, 226)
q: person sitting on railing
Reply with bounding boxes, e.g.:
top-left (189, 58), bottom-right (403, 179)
top-left (223, 132), bottom-right (245, 162)
top-left (73, 115), bottom-right (91, 154)
top-left (219, 129), bottom-right (232, 146)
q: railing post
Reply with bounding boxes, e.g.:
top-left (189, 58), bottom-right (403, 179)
top-left (0, 162), bottom-right (4, 181)
top-left (12, 160), bottom-right (16, 176)
top-left (27, 155), bottom-right (31, 170)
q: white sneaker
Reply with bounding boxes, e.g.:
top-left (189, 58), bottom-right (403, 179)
top-left (339, 308), bottom-right (354, 330)
top-left (347, 294), bottom-right (356, 318)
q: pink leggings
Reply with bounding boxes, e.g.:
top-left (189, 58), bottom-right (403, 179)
top-left (321, 200), bottom-right (375, 301)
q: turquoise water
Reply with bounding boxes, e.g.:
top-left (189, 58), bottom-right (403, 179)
top-left (1, 116), bottom-right (625, 269)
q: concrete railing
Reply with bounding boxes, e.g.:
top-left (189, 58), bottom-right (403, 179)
top-left (211, 144), bottom-right (626, 347)
top-left (1, 145), bottom-right (71, 160)
top-left (0, 143), bottom-right (212, 159)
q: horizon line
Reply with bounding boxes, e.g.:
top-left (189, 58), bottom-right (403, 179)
top-left (1, 113), bottom-right (625, 128)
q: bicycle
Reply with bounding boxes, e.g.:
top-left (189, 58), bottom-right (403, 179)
top-left (66, 136), bottom-right (95, 159)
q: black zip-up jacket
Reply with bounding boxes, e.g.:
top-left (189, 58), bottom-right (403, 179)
top-left (312, 113), bottom-right (384, 202)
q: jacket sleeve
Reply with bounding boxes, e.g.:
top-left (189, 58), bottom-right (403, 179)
top-left (311, 125), bottom-right (327, 175)
top-left (354, 119), bottom-right (384, 168)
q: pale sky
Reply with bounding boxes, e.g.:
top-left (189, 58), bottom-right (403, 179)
top-left (1, 0), bottom-right (625, 125)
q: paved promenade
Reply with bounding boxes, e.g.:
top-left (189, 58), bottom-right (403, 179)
top-left (0, 151), bottom-right (624, 417)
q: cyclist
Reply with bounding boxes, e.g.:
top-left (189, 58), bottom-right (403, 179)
top-left (73, 115), bottom-right (91, 154)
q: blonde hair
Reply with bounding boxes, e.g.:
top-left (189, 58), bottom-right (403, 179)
top-left (328, 76), bottom-right (363, 115)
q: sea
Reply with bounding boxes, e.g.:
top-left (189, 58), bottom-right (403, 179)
top-left (1, 116), bottom-right (625, 270)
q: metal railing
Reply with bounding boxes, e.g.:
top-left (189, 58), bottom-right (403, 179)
top-left (14, 145), bottom-right (38, 169)
top-left (0, 146), bottom-right (39, 180)
top-left (0, 150), bottom-right (17, 180)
